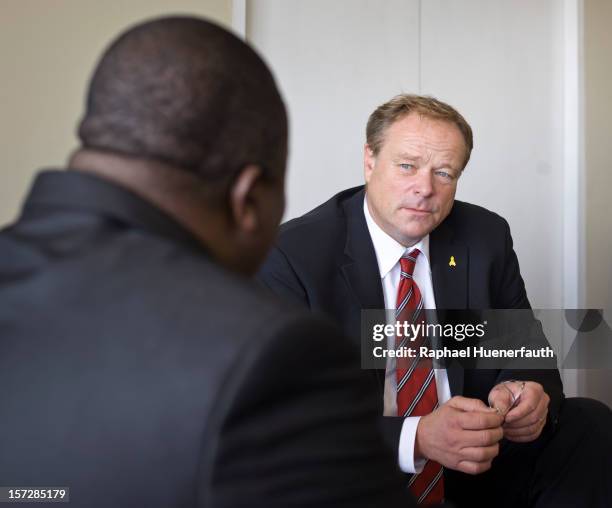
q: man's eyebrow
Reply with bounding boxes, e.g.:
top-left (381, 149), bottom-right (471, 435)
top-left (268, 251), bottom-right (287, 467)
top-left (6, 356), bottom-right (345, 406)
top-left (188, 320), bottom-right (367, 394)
top-left (393, 152), bottom-right (420, 161)
top-left (434, 159), bottom-right (460, 171)
top-left (392, 152), bottom-right (461, 171)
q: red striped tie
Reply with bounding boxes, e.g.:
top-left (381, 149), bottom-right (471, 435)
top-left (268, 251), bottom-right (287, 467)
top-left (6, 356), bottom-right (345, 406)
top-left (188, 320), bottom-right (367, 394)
top-left (396, 249), bottom-right (444, 506)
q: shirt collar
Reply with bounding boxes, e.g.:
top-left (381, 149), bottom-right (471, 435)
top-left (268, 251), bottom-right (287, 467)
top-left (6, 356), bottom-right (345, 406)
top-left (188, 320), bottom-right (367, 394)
top-left (363, 192), bottom-right (430, 279)
top-left (22, 169), bottom-right (206, 254)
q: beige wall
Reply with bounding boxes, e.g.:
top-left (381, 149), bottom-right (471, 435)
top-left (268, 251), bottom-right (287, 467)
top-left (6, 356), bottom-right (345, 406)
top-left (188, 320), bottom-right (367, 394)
top-left (583, 0), bottom-right (612, 405)
top-left (0, 0), bottom-right (232, 226)
top-left (585, 0), bottom-right (612, 310)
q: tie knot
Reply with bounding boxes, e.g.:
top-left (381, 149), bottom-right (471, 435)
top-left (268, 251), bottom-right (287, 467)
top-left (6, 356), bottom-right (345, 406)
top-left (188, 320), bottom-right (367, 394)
top-left (400, 248), bottom-right (420, 277)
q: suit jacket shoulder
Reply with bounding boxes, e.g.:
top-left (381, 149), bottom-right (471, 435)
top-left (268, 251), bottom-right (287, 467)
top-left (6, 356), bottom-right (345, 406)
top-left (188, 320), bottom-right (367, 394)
top-left (275, 186), bottom-right (360, 259)
top-left (258, 187), bottom-right (365, 307)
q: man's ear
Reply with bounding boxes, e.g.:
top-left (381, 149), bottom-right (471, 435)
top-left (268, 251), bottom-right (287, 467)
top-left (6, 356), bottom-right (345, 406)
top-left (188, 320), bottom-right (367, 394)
top-left (229, 165), bottom-right (263, 233)
top-left (364, 144), bottom-right (376, 183)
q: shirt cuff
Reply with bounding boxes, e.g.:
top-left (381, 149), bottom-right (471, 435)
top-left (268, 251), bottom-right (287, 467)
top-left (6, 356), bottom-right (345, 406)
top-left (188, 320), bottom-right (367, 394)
top-left (398, 416), bottom-right (427, 474)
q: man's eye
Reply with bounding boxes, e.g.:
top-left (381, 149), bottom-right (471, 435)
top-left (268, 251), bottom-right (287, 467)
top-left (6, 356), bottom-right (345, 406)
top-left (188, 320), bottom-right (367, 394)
top-left (435, 170), bottom-right (454, 180)
top-left (399, 164), bottom-right (415, 171)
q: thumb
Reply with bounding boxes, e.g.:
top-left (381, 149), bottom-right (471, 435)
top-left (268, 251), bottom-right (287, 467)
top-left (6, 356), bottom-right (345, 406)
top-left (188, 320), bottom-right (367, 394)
top-left (447, 396), bottom-right (497, 413)
top-left (488, 386), bottom-right (514, 416)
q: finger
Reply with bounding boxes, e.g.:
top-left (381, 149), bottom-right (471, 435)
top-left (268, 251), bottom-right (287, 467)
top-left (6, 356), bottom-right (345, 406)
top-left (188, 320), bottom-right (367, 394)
top-left (448, 396), bottom-right (498, 413)
top-left (504, 392), bottom-right (548, 428)
top-left (505, 425), bottom-right (545, 443)
top-left (505, 434), bottom-right (536, 443)
top-left (504, 417), bottom-right (545, 438)
top-left (504, 386), bottom-right (542, 422)
top-left (458, 410), bottom-right (504, 431)
top-left (487, 387), bottom-right (514, 416)
top-left (460, 427), bottom-right (504, 448)
top-left (459, 443), bottom-right (500, 463)
top-left (456, 459), bottom-right (494, 475)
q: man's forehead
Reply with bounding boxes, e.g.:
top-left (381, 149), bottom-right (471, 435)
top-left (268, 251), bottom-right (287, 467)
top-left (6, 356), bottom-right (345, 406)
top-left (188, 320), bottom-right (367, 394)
top-left (388, 112), bottom-right (460, 137)
top-left (382, 113), bottom-right (466, 158)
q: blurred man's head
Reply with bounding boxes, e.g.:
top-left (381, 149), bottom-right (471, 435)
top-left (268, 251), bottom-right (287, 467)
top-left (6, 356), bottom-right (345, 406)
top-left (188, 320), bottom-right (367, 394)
top-left (363, 94), bottom-right (473, 246)
top-left (70, 17), bottom-right (288, 274)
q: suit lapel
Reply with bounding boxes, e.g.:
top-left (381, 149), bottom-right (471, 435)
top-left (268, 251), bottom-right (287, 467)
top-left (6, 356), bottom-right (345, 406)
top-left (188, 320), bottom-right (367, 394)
top-left (340, 190), bottom-right (385, 310)
top-left (430, 220), bottom-right (468, 309)
top-left (339, 190), bottom-right (386, 389)
top-left (430, 217), bottom-right (467, 396)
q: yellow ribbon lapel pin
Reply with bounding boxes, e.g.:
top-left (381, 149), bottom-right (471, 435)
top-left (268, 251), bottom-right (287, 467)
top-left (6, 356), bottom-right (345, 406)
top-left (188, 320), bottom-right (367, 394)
top-left (449, 256), bottom-right (457, 267)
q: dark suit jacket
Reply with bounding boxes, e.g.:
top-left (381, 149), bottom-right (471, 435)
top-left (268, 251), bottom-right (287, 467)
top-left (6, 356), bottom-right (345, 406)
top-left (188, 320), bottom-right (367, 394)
top-left (0, 172), bottom-right (413, 507)
top-left (258, 186), bottom-right (564, 450)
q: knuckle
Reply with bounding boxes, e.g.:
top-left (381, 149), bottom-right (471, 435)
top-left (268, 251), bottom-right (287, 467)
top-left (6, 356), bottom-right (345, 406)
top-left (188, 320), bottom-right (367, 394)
top-left (529, 381), bottom-right (541, 392)
top-left (473, 448), bottom-right (486, 462)
top-left (472, 461), bottom-right (490, 474)
top-left (490, 429), bottom-right (499, 444)
top-left (467, 464), bottom-right (479, 475)
top-left (491, 442), bottom-right (500, 457)
top-left (524, 417), bottom-right (537, 428)
top-left (461, 462), bottom-right (478, 475)
top-left (480, 430), bottom-right (490, 446)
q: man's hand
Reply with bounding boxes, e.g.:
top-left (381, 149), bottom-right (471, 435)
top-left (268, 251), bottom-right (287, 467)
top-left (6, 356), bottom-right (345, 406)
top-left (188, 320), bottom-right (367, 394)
top-left (414, 396), bottom-right (504, 475)
top-left (488, 381), bottom-right (549, 443)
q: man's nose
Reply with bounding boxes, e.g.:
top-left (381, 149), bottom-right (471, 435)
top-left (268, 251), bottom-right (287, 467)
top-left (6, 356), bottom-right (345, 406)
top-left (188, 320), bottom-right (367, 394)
top-left (413, 168), bottom-right (434, 197)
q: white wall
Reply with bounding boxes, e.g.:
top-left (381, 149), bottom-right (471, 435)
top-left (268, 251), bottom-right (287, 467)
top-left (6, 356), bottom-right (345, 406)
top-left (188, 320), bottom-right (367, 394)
top-left (0, 0), bottom-right (232, 227)
top-left (247, 0), bottom-right (567, 309)
top-left (419, 0), bottom-right (566, 311)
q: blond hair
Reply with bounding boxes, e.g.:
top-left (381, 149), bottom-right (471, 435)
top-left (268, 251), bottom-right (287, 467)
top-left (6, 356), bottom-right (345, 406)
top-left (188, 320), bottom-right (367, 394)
top-left (366, 94), bottom-right (473, 168)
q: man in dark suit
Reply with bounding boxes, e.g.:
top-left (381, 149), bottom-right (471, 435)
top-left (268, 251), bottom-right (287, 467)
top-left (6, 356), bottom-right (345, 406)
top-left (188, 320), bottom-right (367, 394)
top-left (259, 94), bottom-right (612, 506)
top-left (0, 17), bottom-right (415, 507)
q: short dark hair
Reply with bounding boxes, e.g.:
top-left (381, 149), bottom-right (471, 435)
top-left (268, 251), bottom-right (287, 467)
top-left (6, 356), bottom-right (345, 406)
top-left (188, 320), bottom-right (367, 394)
top-left (78, 16), bottom-right (287, 183)
top-left (366, 94), bottom-right (473, 169)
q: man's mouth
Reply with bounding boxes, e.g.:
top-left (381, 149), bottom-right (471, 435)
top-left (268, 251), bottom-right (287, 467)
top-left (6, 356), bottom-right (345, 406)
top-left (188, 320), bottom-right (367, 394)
top-left (404, 207), bottom-right (433, 215)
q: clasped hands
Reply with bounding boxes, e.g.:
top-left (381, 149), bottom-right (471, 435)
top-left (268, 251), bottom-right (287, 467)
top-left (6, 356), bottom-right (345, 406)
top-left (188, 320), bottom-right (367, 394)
top-left (414, 381), bottom-right (550, 475)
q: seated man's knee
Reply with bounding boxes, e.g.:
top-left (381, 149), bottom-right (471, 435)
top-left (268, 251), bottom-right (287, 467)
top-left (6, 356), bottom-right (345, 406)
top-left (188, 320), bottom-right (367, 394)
top-left (561, 397), bottom-right (611, 436)
top-left (566, 397), bottom-right (610, 417)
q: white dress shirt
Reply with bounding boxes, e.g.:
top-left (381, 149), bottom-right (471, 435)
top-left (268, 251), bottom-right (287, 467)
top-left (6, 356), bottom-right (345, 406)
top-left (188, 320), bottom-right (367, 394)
top-left (363, 194), bottom-right (452, 473)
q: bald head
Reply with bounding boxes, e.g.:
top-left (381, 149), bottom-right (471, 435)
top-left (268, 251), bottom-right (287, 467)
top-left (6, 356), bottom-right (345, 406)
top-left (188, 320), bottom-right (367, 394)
top-left (78, 16), bottom-right (287, 185)
top-left (71, 17), bottom-right (288, 275)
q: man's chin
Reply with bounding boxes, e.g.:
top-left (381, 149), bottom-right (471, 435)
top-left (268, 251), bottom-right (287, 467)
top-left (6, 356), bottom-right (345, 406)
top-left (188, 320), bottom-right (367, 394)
top-left (401, 220), bottom-right (436, 237)
top-left (395, 227), bottom-right (432, 247)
